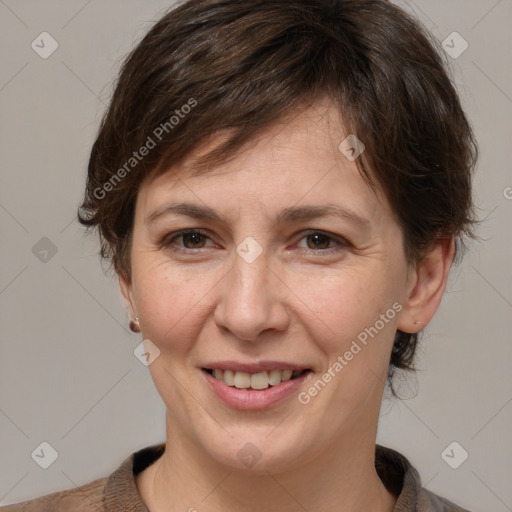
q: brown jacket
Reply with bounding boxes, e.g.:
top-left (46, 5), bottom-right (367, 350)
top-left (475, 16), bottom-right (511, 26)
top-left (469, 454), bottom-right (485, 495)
top-left (1, 444), bottom-right (470, 511)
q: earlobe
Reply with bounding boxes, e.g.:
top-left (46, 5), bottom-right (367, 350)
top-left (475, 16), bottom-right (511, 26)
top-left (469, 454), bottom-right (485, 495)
top-left (397, 237), bottom-right (455, 334)
top-left (119, 274), bottom-right (139, 331)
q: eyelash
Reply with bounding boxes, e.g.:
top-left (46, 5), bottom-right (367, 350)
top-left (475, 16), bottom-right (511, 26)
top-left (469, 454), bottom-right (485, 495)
top-left (160, 229), bottom-right (349, 255)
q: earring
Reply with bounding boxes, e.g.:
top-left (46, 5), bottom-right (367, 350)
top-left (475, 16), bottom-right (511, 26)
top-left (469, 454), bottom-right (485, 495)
top-left (129, 316), bottom-right (140, 333)
top-left (414, 320), bottom-right (422, 326)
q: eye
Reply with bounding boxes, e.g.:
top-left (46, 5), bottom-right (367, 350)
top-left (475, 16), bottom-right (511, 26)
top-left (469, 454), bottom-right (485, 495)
top-left (295, 231), bottom-right (349, 252)
top-left (160, 229), bottom-right (349, 255)
top-left (161, 229), bottom-right (214, 251)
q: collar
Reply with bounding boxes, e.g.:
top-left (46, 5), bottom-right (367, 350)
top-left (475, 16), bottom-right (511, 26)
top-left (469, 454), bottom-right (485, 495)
top-left (103, 443), bottom-right (463, 511)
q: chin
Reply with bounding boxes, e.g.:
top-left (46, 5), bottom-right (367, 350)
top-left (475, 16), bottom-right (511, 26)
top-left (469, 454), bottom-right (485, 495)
top-left (196, 426), bottom-right (316, 474)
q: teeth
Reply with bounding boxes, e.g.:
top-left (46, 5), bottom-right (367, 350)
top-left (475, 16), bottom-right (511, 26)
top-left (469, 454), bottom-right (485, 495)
top-left (234, 371), bottom-right (251, 389)
top-left (281, 370), bottom-right (292, 381)
top-left (268, 369), bottom-right (282, 386)
top-left (209, 369), bottom-right (304, 390)
top-left (250, 372), bottom-right (269, 390)
top-left (223, 369), bottom-right (235, 386)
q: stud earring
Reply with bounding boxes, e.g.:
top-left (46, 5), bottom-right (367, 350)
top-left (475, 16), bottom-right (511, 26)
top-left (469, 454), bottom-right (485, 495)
top-left (129, 316), bottom-right (140, 333)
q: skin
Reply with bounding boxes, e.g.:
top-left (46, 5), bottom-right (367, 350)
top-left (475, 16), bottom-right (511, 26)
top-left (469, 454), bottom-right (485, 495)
top-left (120, 99), bottom-right (455, 512)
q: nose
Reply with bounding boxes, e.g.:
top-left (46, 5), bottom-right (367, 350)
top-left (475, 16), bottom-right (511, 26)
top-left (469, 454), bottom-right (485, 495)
top-left (213, 251), bottom-right (290, 342)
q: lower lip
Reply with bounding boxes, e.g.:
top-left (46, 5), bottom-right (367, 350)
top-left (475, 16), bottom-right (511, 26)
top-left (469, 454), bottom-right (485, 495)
top-left (202, 370), bottom-right (311, 411)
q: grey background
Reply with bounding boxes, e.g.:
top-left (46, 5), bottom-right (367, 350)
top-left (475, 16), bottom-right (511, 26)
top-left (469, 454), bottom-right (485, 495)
top-left (0, 0), bottom-right (511, 509)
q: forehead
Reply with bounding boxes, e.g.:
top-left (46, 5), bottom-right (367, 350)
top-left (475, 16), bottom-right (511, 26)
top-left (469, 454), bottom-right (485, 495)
top-left (137, 101), bottom-right (390, 225)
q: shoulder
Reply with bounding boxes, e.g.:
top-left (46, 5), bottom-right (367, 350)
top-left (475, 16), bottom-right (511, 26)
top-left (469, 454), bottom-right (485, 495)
top-left (375, 445), bottom-right (471, 512)
top-left (0, 443), bottom-right (165, 512)
top-left (418, 487), bottom-right (471, 512)
top-left (0, 477), bottom-right (106, 512)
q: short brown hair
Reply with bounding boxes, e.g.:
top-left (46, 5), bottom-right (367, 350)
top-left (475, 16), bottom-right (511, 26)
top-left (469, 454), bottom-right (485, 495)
top-left (78, 0), bottom-right (478, 386)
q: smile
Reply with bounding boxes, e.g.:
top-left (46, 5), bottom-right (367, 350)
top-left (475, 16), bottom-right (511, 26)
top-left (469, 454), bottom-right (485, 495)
top-left (204, 368), bottom-right (307, 390)
top-left (201, 365), bottom-right (312, 410)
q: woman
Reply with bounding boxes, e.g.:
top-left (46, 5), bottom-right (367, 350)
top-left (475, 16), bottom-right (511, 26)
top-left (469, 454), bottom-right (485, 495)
top-left (2, 0), bottom-right (477, 510)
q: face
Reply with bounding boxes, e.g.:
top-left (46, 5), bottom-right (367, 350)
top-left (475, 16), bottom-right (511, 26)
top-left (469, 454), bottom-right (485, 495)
top-left (121, 100), bottom-right (418, 473)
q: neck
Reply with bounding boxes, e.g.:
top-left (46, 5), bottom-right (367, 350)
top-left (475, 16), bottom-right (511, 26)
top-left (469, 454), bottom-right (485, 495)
top-left (137, 416), bottom-right (396, 512)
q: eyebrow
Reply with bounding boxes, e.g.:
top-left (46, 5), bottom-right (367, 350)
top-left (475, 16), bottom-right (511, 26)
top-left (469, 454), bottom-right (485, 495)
top-left (145, 201), bottom-right (370, 228)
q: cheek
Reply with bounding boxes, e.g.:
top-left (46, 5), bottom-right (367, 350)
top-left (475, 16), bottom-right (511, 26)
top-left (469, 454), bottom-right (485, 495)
top-left (291, 264), bottom-right (400, 347)
top-left (292, 265), bottom-right (401, 409)
top-left (288, 270), bottom-right (400, 433)
top-left (131, 256), bottom-right (219, 355)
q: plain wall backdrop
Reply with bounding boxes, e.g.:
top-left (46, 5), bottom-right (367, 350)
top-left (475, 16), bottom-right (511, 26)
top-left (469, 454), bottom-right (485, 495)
top-left (0, 0), bottom-right (511, 509)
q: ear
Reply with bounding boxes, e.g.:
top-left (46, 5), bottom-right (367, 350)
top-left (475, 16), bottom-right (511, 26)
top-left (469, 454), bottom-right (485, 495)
top-left (397, 237), bottom-right (455, 334)
top-left (119, 273), bottom-right (137, 320)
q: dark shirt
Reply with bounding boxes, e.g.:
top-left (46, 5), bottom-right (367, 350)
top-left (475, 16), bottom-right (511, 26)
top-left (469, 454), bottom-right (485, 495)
top-left (1, 444), bottom-right (470, 511)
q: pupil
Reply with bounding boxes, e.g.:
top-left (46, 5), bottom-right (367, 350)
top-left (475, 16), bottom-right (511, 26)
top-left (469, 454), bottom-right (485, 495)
top-left (308, 234), bottom-right (329, 250)
top-left (184, 233), bottom-right (204, 248)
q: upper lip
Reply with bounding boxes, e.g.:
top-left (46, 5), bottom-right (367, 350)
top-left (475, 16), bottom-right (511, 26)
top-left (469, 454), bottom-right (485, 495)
top-left (201, 360), bottom-right (310, 373)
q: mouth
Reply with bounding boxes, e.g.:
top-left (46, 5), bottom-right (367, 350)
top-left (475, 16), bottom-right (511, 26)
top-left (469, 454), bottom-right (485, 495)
top-left (202, 368), bottom-right (311, 390)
